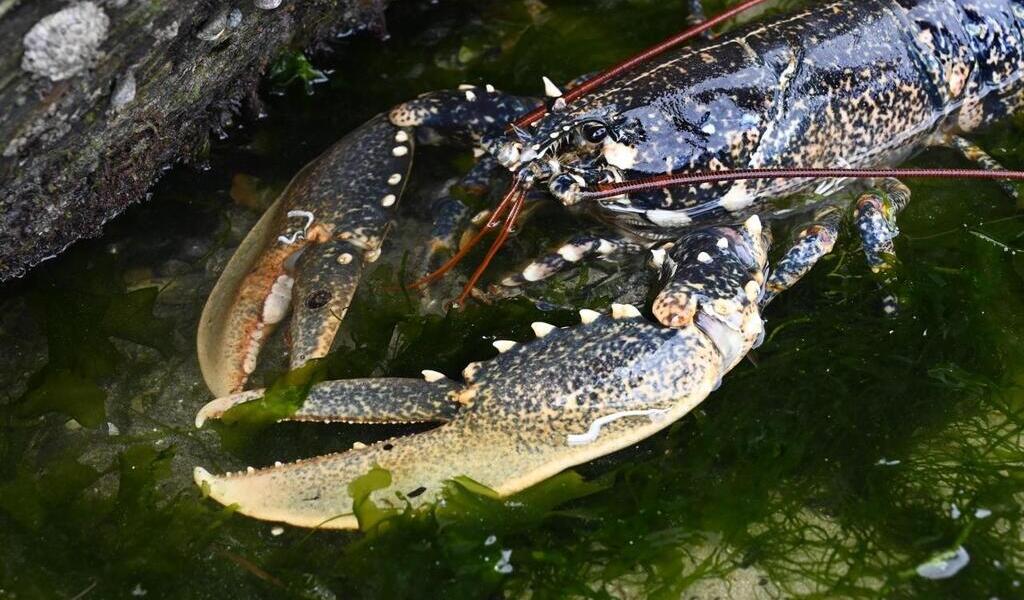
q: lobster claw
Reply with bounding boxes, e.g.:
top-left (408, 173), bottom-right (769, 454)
top-left (193, 220), bottom-right (771, 529)
top-left (197, 114), bottom-right (414, 396)
top-left (194, 315), bottom-right (728, 529)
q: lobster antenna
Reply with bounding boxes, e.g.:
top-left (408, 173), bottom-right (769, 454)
top-left (577, 167), bottom-right (1024, 201)
top-left (408, 182), bottom-right (522, 289)
top-left (453, 188), bottom-right (527, 306)
top-left (513, 0), bottom-right (772, 129)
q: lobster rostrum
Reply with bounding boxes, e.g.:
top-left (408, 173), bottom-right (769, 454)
top-left (195, 0), bottom-right (1024, 528)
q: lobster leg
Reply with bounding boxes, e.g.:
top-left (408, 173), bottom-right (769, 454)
top-left (853, 179), bottom-right (911, 316)
top-left (947, 136), bottom-right (1019, 202)
top-left (687, 0), bottom-right (707, 29)
top-left (422, 195), bottom-right (473, 272)
top-left (419, 157), bottom-right (508, 274)
top-left (196, 377), bottom-right (461, 428)
top-left (500, 232), bottom-right (643, 287)
top-left (651, 217), bottom-right (769, 371)
top-left (390, 87), bottom-right (539, 151)
top-left (762, 204), bottom-right (843, 306)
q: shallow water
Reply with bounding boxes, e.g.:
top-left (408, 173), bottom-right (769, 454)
top-left (3, 0), bottom-right (1024, 598)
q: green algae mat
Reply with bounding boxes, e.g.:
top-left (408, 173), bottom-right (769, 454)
top-left (3, 1), bottom-right (1024, 598)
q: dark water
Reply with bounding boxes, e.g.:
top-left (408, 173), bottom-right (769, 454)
top-left (3, 0), bottom-right (1024, 598)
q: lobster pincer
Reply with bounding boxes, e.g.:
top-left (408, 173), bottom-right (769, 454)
top-left (197, 114), bottom-right (415, 397)
top-left (193, 216), bottom-right (769, 529)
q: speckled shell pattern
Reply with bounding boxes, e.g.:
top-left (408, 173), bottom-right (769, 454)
top-left (194, 316), bottom-right (725, 529)
top-left (555, 0), bottom-right (1024, 225)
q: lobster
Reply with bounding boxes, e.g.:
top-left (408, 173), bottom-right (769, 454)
top-left (193, 0), bottom-right (1024, 528)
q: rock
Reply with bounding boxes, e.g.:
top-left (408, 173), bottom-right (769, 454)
top-left (0, 0), bottom-right (390, 282)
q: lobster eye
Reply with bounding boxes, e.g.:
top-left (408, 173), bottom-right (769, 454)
top-left (581, 122), bottom-right (608, 144)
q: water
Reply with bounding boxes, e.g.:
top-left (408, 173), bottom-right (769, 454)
top-left (3, 0), bottom-right (1024, 598)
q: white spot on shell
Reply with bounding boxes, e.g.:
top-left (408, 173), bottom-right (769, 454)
top-left (392, 145), bottom-right (409, 157)
top-left (394, 130), bottom-right (409, 143)
top-left (721, 185), bottom-right (754, 212)
top-left (745, 280), bottom-right (760, 302)
top-left (262, 275), bottom-right (294, 325)
top-left (465, 90), bottom-right (477, 102)
top-left (521, 263), bottom-right (548, 282)
top-left (645, 209), bottom-right (692, 227)
top-left (492, 340), bottom-right (517, 353)
top-left (611, 303), bottom-right (641, 319)
top-left (697, 252), bottom-right (713, 264)
top-left (603, 141), bottom-right (638, 169)
top-left (337, 253), bottom-right (353, 265)
top-left (542, 75), bottom-right (562, 98)
top-left (650, 248), bottom-right (666, 268)
top-left (557, 244), bottom-right (585, 262)
top-left (110, 69), bottom-right (137, 111)
top-left (744, 214), bottom-right (763, 237)
top-left (270, 526), bottom-right (285, 536)
top-left (717, 237), bottom-right (729, 249)
top-left (388, 173), bottom-right (402, 185)
top-left (531, 322), bottom-right (556, 337)
top-left (381, 194), bottom-right (397, 207)
top-left (579, 309), bottom-right (601, 324)
top-left (421, 369), bottom-right (446, 383)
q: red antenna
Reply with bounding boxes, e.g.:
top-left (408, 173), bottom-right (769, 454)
top-left (579, 167), bottom-right (1024, 201)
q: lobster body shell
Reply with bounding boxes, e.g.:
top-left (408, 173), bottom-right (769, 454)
top-left (564, 0), bottom-right (1024, 229)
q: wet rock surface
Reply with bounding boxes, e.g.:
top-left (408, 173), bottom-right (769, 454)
top-left (0, 0), bottom-right (389, 282)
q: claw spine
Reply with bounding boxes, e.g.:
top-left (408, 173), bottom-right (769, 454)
top-left (531, 322), bottom-right (556, 337)
top-left (492, 340), bottom-right (517, 353)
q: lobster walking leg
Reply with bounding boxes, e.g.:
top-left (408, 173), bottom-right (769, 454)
top-left (947, 136), bottom-right (1020, 202)
top-left (853, 179), bottom-right (912, 316)
top-left (501, 232), bottom-right (643, 287)
top-left (762, 205), bottom-right (844, 307)
top-left (686, 0), bottom-right (707, 29)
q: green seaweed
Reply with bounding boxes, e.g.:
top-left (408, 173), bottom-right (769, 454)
top-left (269, 51), bottom-right (329, 95)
